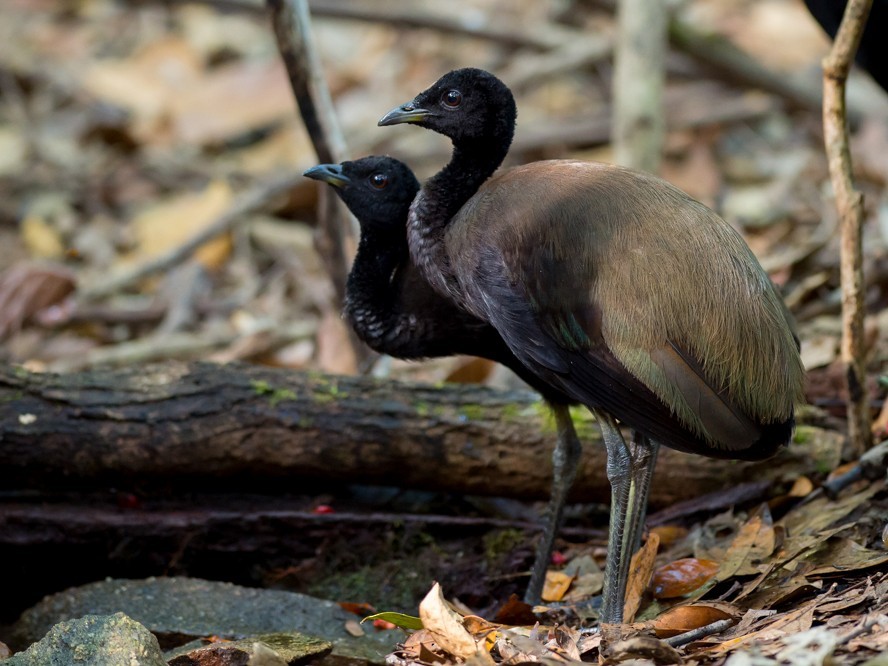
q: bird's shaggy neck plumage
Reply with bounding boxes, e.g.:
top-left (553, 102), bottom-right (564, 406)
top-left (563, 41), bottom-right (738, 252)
top-left (409, 134), bottom-right (513, 302)
top-left (345, 227), bottom-right (415, 350)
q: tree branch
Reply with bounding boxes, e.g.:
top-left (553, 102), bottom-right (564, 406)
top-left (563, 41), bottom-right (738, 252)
top-left (822, 0), bottom-right (874, 456)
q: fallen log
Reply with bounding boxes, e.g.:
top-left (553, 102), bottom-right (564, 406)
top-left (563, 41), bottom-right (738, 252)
top-left (0, 361), bottom-right (841, 506)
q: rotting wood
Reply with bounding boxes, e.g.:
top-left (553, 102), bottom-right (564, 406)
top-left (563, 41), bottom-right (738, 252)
top-left (0, 361), bottom-right (841, 506)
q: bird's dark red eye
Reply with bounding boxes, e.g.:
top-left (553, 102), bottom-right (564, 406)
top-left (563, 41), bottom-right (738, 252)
top-left (369, 173), bottom-right (388, 189)
top-left (441, 89), bottom-right (462, 108)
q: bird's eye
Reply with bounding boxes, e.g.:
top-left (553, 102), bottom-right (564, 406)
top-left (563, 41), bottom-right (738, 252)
top-left (369, 173), bottom-right (388, 189)
top-left (441, 89), bottom-right (462, 108)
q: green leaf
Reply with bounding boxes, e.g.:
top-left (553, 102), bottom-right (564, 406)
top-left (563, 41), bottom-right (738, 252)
top-left (360, 612), bottom-right (423, 630)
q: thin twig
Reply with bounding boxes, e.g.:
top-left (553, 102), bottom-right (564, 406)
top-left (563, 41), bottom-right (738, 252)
top-left (78, 172), bottom-right (303, 301)
top-left (267, 0), bottom-right (371, 367)
top-left (665, 618), bottom-right (737, 648)
top-left (822, 0), bottom-right (874, 456)
top-left (613, 0), bottom-right (666, 172)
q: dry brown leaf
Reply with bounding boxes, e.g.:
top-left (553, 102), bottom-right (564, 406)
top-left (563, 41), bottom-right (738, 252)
top-left (707, 595), bottom-right (819, 655)
top-left (601, 634), bottom-right (683, 665)
top-left (779, 481), bottom-right (883, 543)
top-left (171, 59), bottom-right (293, 145)
top-left (541, 570), bottom-right (574, 603)
top-left (0, 262), bottom-right (76, 339)
top-left (805, 538), bottom-right (888, 577)
top-left (445, 357), bottom-right (497, 385)
top-left (717, 509), bottom-right (776, 581)
top-left (563, 571), bottom-right (605, 601)
top-left (81, 37), bottom-right (203, 143)
top-left (788, 476), bottom-right (814, 498)
top-left (650, 525), bottom-right (689, 548)
top-left (21, 215), bottom-right (65, 260)
top-left (492, 595), bottom-right (537, 626)
top-left (127, 180), bottom-right (233, 271)
top-left (623, 532), bottom-right (660, 622)
top-left (649, 602), bottom-right (741, 638)
top-left (652, 558), bottom-right (720, 599)
top-left (462, 615), bottom-right (501, 651)
top-left (418, 583), bottom-right (477, 660)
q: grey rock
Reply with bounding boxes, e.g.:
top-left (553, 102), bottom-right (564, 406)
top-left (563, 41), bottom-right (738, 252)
top-left (11, 578), bottom-right (396, 665)
top-left (5, 612), bottom-right (165, 666)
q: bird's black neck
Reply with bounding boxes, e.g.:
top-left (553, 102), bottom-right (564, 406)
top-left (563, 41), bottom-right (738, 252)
top-left (408, 138), bottom-right (509, 302)
top-left (344, 230), bottom-right (409, 350)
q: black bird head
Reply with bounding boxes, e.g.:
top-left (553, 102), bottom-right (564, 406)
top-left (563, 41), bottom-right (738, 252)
top-left (378, 68), bottom-right (516, 148)
top-left (304, 156), bottom-right (420, 233)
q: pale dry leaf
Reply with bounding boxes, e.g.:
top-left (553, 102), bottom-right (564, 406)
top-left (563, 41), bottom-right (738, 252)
top-left (21, 214), bottom-right (65, 260)
top-left (541, 570), bottom-right (574, 603)
top-left (126, 180), bottom-right (233, 271)
top-left (418, 583), bottom-right (477, 660)
top-left (0, 262), bottom-right (76, 339)
top-left (717, 510), bottom-right (776, 582)
top-left (81, 37), bottom-right (203, 142)
top-left (171, 59), bottom-right (294, 145)
top-left (623, 532), bottom-right (660, 623)
top-left (773, 627), bottom-right (838, 666)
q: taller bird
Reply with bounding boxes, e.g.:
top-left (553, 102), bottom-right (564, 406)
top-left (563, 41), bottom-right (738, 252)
top-left (379, 68), bottom-right (805, 623)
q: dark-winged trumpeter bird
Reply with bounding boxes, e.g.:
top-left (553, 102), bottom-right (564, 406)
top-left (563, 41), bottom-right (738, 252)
top-left (378, 68), bottom-right (806, 623)
top-left (304, 156), bottom-right (583, 599)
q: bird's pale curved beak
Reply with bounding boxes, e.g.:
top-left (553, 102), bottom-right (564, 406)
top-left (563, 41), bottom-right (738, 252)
top-left (378, 103), bottom-right (431, 127)
top-left (303, 164), bottom-right (350, 188)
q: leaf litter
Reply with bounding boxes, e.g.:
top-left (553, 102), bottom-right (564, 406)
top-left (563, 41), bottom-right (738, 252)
top-left (383, 473), bottom-right (888, 666)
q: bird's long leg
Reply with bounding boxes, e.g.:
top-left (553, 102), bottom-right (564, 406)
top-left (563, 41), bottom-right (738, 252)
top-left (524, 403), bottom-right (582, 604)
top-left (596, 410), bottom-right (633, 625)
top-left (626, 433), bottom-right (660, 555)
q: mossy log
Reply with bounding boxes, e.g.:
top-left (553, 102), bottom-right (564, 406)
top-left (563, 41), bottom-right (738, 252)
top-left (0, 361), bottom-right (840, 506)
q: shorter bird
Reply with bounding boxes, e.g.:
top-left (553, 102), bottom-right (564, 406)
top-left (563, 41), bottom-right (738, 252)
top-left (304, 156), bottom-right (583, 602)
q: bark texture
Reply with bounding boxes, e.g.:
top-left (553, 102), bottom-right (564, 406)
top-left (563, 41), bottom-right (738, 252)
top-left (0, 361), bottom-right (839, 505)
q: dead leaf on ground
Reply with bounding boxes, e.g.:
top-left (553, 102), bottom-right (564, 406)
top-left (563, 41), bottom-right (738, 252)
top-left (646, 601), bottom-right (741, 638)
top-left (0, 262), bottom-right (76, 339)
top-left (650, 525), bottom-right (689, 548)
top-left (492, 595), bottom-right (537, 626)
top-left (445, 357), bottom-right (497, 385)
top-left (601, 634), bottom-right (683, 665)
top-left (624, 532), bottom-right (660, 622)
top-left (805, 538), bottom-right (888, 577)
top-left (541, 570), bottom-right (574, 603)
top-left (418, 583), bottom-right (478, 660)
top-left (127, 179), bottom-right (233, 271)
top-left (717, 507), bottom-right (777, 581)
top-left (652, 558), bottom-right (720, 599)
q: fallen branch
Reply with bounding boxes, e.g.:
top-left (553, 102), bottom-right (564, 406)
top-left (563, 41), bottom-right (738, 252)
top-left (267, 0), bottom-right (368, 367)
top-left (0, 361), bottom-right (842, 506)
top-left (822, 0), bottom-right (874, 456)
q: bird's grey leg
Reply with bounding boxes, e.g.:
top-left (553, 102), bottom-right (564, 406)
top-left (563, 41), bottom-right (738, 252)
top-left (626, 433), bottom-right (660, 555)
top-left (524, 403), bottom-right (582, 604)
top-left (595, 410), bottom-right (633, 625)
